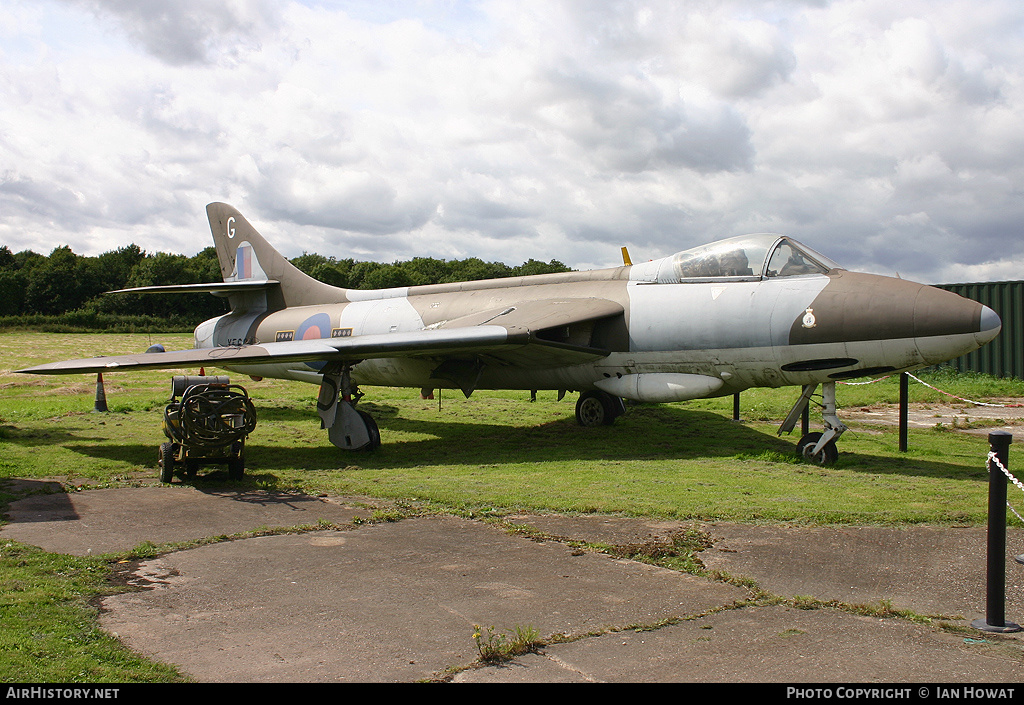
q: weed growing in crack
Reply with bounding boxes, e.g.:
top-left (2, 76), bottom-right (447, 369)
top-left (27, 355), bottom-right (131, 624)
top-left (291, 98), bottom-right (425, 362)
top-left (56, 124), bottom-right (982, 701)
top-left (472, 624), bottom-right (542, 663)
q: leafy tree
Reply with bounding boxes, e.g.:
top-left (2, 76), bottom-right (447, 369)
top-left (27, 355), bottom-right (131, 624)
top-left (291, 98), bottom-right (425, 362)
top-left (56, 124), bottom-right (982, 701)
top-left (0, 270), bottom-right (25, 316)
top-left (93, 244), bottom-right (146, 292)
top-left (346, 260), bottom-right (384, 289)
top-left (24, 246), bottom-right (101, 315)
top-left (0, 246), bottom-right (25, 315)
top-left (13, 249), bottom-right (44, 272)
top-left (93, 252), bottom-right (213, 320)
top-left (512, 258), bottom-right (570, 277)
top-left (190, 247), bottom-right (222, 283)
top-left (291, 252), bottom-right (348, 288)
top-left (443, 258), bottom-right (510, 283)
top-left (290, 252), bottom-right (572, 289)
top-left (399, 257), bottom-right (450, 286)
top-left (361, 264), bottom-right (413, 290)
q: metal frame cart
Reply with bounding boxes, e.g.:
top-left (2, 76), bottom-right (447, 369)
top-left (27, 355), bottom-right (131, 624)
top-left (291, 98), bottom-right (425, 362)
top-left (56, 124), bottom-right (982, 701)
top-left (159, 375), bottom-right (257, 482)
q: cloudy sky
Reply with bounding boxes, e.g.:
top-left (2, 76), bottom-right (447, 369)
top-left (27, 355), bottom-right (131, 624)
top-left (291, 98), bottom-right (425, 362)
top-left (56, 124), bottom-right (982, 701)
top-left (2, 0), bottom-right (1023, 284)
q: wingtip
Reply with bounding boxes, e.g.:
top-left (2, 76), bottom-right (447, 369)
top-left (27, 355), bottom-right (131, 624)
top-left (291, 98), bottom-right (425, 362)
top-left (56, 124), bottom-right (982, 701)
top-left (14, 364), bottom-right (57, 375)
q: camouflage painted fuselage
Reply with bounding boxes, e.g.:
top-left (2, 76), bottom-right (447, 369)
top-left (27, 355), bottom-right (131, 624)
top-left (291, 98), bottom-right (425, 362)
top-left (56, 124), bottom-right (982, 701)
top-left (194, 205), bottom-right (999, 402)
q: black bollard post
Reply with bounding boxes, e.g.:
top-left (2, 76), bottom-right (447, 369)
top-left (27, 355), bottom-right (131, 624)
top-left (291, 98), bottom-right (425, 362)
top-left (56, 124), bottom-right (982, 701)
top-left (972, 431), bottom-right (1021, 633)
top-left (93, 373), bottom-right (108, 413)
top-left (898, 372), bottom-right (908, 452)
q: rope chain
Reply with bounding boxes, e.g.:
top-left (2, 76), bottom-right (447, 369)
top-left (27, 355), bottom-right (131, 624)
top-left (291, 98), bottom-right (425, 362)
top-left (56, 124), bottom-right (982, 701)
top-left (987, 450), bottom-right (1024, 524)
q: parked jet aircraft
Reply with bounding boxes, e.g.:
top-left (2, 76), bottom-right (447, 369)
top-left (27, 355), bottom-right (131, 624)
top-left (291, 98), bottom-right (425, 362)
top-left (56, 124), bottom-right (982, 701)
top-left (18, 203), bottom-right (1001, 464)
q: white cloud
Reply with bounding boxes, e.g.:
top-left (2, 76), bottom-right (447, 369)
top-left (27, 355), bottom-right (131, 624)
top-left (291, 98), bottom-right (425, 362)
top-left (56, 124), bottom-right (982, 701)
top-left (1, 0), bottom-right (1023, 283)
top-left (62, 0), bottom-right (281, 66)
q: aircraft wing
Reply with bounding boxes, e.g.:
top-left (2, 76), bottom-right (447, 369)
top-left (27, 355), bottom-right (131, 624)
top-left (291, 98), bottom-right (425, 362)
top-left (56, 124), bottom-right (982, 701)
top-left (430, 297), bottom-right (624, 331)
top-left (427, 297), bottom-right (624, 367)
top-left (110, 281), bottom-right (280, 296)
top-left (16, 298), bottom-right (623, 376)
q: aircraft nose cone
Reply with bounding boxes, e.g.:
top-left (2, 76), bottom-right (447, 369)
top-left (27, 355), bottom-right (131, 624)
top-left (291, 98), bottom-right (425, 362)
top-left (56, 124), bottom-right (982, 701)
top-left (785, 273), bottom-right (1001, 372)
top-left (914, 286), bottom-right (1001, 364)
top-left (977, 304), bottom-right (1001, 346)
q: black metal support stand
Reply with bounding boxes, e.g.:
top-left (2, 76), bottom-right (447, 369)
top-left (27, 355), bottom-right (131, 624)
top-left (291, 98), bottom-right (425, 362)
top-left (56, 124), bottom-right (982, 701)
top-left (972, 431), bottom-right (1021, 633)
top-left (733, 393), bottom-right (740, 421)
top-left (898, 372), bottom-right (908, 452)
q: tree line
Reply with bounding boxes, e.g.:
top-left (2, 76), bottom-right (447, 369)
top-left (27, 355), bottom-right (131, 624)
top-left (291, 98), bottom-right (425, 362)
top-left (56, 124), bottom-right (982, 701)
top-left (0, 243), bottom-right (570, 331)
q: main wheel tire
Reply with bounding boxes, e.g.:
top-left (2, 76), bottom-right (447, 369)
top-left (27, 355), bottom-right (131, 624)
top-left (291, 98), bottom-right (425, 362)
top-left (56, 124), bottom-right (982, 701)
top-left (159, 442), bottom-right (176, 483)
top-left (797, 432), bottom-right (838, 466)
top-left (357, 410), bottom-right (381, 451)
top-left (575, 391), bottom-right (621, 427)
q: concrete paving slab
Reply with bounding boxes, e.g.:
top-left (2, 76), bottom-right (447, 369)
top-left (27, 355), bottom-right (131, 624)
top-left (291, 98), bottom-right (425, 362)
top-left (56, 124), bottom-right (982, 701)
top-left (3, 486), bottom-right (1023, 682)
top-left (98, 516), bottom-right (745, 682)
top-left (699, 523), bottom-right (1024, 621)
top-left (456, 604), bottom-right (1024, 683)
top-left (506, 515), bottom-right (1024, 623)
top-left (844, 401), bottom-right (1024, 437)
top-left (1, 485), bottom-right (370, 555)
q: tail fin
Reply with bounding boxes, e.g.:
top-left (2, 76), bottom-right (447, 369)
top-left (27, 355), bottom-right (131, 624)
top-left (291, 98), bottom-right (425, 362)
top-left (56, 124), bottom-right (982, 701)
top-left (206, 202), bottom-right (347, 308)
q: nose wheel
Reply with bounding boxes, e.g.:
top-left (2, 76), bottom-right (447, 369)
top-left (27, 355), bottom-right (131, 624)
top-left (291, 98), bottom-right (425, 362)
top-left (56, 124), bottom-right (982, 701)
top-left (779, 382), bottom-right (847, 465)
top-left (797, 432), bottom-right (838, 466)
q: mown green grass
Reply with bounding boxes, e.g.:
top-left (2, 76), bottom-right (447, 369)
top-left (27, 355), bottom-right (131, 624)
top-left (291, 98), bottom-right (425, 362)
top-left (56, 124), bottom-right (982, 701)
top-left (0, 542), bottom-right (186, 683)
top-left (1, 332), bottom-right (1023, 681)
top-left (2, 332), bottom-right (1021, 524)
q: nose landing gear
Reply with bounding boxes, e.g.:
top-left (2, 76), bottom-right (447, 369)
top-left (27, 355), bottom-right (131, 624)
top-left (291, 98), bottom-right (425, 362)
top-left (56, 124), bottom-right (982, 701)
top-left (779, 382), bottom-right (847, 465)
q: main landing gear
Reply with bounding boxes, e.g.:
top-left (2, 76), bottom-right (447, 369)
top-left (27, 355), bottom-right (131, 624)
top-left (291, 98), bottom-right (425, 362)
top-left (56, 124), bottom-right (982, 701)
top-left (778, 382), bottom-right (847, 466)
top-left (317, 363), bottom-right (380, 451)
top-left (575, 390), bottom-right (627, 427)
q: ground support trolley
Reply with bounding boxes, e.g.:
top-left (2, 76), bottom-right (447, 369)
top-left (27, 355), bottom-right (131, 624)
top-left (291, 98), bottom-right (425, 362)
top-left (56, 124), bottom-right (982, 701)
top-left (159, 375), bottom-right (257, 482)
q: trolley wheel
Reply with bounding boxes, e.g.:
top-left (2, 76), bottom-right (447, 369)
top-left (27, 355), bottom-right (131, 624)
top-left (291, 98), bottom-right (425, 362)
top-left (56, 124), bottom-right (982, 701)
top-left (228, 455), bottom-right (245, 480)
top-left (159, 442), bottom-right (176, 483)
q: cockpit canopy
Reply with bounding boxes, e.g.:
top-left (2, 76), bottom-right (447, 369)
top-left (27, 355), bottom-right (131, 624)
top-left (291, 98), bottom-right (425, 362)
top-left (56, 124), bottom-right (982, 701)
top-left (657, 234), bottom-right (840, 284)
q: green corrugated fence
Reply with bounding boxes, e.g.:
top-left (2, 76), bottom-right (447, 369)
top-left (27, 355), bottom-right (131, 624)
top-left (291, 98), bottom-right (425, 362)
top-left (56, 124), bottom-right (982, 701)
top-left (936, 280), bottom-right (1023, 379)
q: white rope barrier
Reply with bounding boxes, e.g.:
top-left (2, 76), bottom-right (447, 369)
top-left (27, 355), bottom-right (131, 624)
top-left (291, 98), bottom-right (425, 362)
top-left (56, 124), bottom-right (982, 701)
top-left (840, 371), bottom-right (1024, 408)
top-left (988, 450), bottom-right (1024, 525)
top-left (906, 372), bottom-right (1024, 408)
top-left (838, 373), bottom-right (1024, 521)
top-left (838, 375), bottom-right (892, 386)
